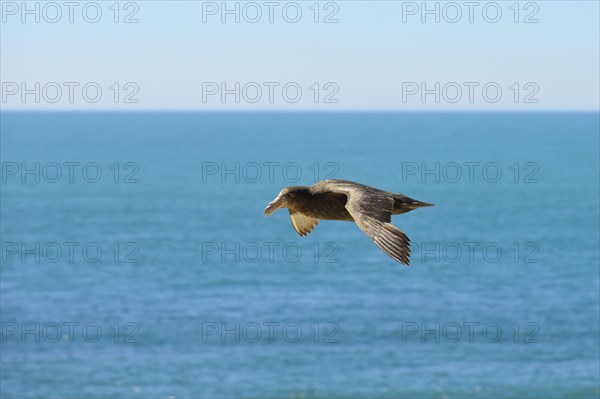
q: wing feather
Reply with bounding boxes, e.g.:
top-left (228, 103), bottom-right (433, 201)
top-left (289, 210), bottom-right (319, 237)
top-left (312, 180), bottom-right (411, 265)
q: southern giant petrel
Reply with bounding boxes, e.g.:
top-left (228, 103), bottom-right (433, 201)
top-left (264, 179), bottom-right (432, 265)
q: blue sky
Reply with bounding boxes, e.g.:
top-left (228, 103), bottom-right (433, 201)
top-left (1, 0), bottom-right (599, 110)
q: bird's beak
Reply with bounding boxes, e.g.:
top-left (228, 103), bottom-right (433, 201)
top-left (264, 196), bottom-right (283, 216)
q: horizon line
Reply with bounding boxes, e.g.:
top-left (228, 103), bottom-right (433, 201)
top-left (1, 109), bottom-right (599, 114)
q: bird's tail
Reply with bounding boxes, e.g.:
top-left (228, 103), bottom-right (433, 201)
top-left (392, 195), bottom-right (433, 215)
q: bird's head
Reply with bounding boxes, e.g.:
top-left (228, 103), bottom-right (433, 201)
top-left (264, 186), bottom-right (308, 216)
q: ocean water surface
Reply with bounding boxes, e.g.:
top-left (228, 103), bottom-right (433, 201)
top-left (1, 112), bottom-right (599, 398)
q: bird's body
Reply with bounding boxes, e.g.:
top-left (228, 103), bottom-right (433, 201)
top-left (280, 191), bottom-right (353, 221)
top-left (264, 179), bottom-right (433, 265)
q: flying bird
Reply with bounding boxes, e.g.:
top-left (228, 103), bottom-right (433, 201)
top-left (264, 179), bottom-right (432, 265)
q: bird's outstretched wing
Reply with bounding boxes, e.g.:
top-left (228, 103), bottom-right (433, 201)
top-left (289, 210), bottom-right (319, 237)
top-left (312, 180), bottom-right (410, 265)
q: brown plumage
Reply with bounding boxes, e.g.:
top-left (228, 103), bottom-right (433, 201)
top-left (264, 179), bottom-right (432, 265)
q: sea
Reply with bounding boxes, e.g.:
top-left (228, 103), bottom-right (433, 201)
top-left (1, 112), bottom-right (599, 398)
